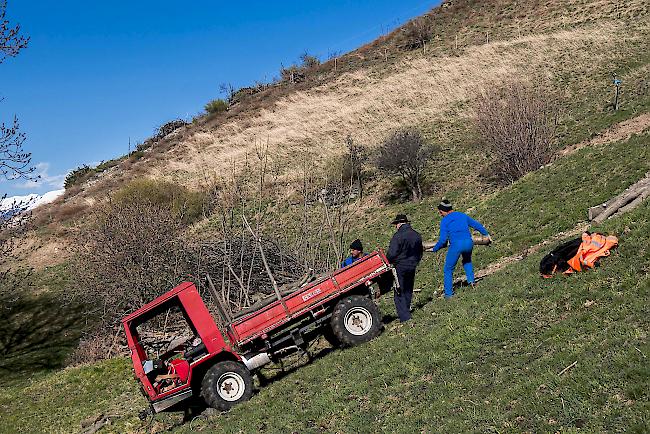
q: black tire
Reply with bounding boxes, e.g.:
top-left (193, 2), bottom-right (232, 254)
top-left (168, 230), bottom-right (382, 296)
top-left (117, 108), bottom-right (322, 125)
top-left (331, 295), bottom-right (382, 346)
top-left (200, 361), bottom-right (253, 411)
top-left (322, 325), bottom-right (341, 347)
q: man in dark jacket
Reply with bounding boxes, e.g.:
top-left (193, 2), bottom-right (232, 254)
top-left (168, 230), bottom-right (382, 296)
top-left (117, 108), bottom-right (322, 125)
top-left (387, 214), bottom-right (423, 322)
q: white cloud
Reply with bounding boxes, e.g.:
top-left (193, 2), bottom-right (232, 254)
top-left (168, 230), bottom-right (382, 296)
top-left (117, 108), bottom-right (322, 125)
top-left (15, 162), bottom-right (68, 190)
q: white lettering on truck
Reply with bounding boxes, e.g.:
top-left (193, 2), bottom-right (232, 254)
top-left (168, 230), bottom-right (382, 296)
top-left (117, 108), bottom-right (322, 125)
top-left (301, 288), bottom-right (322, 302)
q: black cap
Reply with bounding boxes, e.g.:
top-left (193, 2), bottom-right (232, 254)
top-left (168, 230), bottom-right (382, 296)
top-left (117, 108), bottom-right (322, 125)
top-left (390, 214), bottom-right (409, 225)
top-left (437, 199), bottom-right (453, 212)
top-left (349, 239), bottom-right (363, 251)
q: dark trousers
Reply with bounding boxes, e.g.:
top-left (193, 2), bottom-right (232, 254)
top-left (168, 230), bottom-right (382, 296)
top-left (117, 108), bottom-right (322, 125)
top-left (394, 269), bottom-right (416, 322)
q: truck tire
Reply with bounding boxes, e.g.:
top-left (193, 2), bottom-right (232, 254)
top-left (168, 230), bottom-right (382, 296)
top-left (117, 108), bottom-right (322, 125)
top-left (322, 326), bottom-right (341, 347)
top-left (331, 295), bottom-right (381, 346)
top-left (201, 361), bottom-right (253, 411)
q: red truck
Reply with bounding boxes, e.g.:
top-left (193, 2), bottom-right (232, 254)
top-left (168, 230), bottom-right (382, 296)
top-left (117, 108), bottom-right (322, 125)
top-left (122, 250), bottom-right (396, 414)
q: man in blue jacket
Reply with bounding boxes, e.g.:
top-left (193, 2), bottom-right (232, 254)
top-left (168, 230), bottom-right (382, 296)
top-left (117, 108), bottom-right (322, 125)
top-left (429, 200), bottom-right (491, 299)
top-left (341, 239), bottom-right (366, 267)
top-left (387, 214), bottom-right (423, 322)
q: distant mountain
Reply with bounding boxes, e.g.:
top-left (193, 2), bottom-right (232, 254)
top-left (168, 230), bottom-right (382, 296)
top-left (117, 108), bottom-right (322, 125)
top-left (1, 190), bottom-right (65, 215)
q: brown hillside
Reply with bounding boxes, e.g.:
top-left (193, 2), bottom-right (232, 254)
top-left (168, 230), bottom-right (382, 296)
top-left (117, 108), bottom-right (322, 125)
top-left (28, 0), bottom-right (650, 266)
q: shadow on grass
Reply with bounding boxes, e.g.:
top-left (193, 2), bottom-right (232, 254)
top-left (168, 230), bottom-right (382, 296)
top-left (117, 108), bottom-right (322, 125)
top-left (159, 345), bottom-right (339, 426)
top-left (0, 292), bottom-right (85, 387)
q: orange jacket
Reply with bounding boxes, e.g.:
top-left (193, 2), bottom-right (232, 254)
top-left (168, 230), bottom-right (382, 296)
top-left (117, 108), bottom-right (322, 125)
top-left (565, 232), bottom-right (618, 274)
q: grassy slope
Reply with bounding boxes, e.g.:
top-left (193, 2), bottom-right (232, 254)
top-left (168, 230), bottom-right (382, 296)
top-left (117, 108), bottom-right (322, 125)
top-left (2, 2), bottom-right (649, 432)
top-left (1, 132), bottom-right (647, 433)
top-left (180, 203), bottom-right (649, 433)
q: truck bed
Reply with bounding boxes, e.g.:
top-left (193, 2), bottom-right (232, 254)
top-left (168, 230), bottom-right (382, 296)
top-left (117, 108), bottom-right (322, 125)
top-left (227, 251), bottom-right (392, 345)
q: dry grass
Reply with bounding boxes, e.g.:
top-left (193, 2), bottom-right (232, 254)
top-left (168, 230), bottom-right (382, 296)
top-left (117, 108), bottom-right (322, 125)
top-left (15, 0), bottom-right (650, 272)
top-left (147, 22), bottom-right (643, 186)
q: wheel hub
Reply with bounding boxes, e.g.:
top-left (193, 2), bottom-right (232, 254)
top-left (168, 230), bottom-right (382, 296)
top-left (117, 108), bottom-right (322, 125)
top-left (217, 372), bottom-right (246, 401)
top-left (344, 306), bottom-right (373, 336)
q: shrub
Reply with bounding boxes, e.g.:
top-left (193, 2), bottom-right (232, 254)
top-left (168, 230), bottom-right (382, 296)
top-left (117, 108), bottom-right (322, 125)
top-left (375, 128), bottom-right (439, 202)
top-left (128, 150), bottom-right (144, 162)
top-left (113, 179), bottom-right (207, 224)
top-left (344, 136), bottom-right (368, 199)
top-left (64, 165), bottom-right (94, 189)
top-left (280, 52), bottom-right (321, 84)
top-left (66, 332), bottom-right (117, 366)
top-left (68, 199), bottom-right (193, 331)
top-left (204, 98), bottom-right (229, 114)
top-left (402, 16), bottom-right (433, 51)
top-left (474, 81), bottom-right (558, 184)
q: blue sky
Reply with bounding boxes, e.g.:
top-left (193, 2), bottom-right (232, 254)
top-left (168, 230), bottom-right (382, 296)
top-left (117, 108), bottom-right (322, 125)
top-left (1, 0), bottom-right (440, 197)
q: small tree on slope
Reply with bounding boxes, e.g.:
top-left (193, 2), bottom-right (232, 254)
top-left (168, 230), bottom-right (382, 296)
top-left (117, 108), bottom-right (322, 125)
top-left (375, 128), bottom-right (438, 202)
top-left (475, 81), bottom-right (558, 185)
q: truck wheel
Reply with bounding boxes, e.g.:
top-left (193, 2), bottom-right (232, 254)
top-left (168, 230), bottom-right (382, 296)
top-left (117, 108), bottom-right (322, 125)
top-left (322, 326), bottom-right (341, 347)
top-left (201, 361), bottom-right (253, 411)
top-left (331, 295), bottom-right (381, 346)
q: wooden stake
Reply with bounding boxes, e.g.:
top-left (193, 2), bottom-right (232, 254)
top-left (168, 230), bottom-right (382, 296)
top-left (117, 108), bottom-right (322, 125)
top-left (242, 215), bottom-right (289, 314)
top-left (558, 360), bottom-right (577, 376)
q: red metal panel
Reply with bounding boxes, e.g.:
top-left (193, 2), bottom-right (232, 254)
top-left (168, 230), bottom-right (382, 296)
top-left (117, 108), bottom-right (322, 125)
top-left (231, 251), bottom-right (392, 343)
top-left (178, 284), bottom-right (230, 355)
top-left (122, 281), bottom-right (194, 323)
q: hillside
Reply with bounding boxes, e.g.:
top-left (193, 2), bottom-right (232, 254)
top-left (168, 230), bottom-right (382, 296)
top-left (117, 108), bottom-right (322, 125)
top-left (1, 0), bottom-right (649, 432)
top-left (32, 0), bottom-right (649, 233)
top-left (1, 130), bottom-right (648, 432)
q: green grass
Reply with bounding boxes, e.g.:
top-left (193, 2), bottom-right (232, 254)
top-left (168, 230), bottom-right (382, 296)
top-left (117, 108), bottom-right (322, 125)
top-left (1, 138), bottom-right (648, 432)
top-left (0, 358), bottom-right (147, 433)
top-left (1, 5), bottom-right (649, 432)
top-left (172, 200), bottom-right (650, 433)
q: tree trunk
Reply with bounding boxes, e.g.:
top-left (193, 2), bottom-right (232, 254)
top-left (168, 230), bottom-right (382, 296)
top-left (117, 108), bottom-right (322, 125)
top-left (357, 174), bottom-right (364, 200)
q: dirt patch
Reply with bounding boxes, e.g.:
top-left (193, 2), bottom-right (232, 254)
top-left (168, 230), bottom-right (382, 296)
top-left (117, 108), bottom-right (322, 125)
top-left (559, 112), bottom-right (650, 157)
top-left (10, 235), bottom-right (71, 271)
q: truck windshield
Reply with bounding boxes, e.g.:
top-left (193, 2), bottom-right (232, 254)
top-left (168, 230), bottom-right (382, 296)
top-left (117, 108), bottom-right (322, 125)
top-left (133, 299), bottom-right (199, 361)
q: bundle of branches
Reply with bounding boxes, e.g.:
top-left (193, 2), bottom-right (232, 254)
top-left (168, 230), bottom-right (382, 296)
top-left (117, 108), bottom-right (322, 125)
top-left (193, 234), bottom-right (307, 314)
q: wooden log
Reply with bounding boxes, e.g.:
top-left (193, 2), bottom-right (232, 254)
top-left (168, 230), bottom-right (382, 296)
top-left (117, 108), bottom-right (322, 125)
top-left (594, 182), bottom-right (649, 223)
top-left (423, 235), bottom-right (491, 251)
top-left (590, 174), bottom-right (650, 223)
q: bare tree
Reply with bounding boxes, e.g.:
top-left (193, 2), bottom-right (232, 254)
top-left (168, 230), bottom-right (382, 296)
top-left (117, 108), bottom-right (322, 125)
top-left (219, 82), bottom-right (236, 104)
top-left (0, 0), bottom-right (31, 179)
top-left (68, 200), bottom-right (193, 327)
top-left (474, 81), bottom-right (558, 184)
top-left (345, 135), bottom-right (367, 199)
top-left (375, 128), bottom-right (438, 202)
top-left (1, 0), bottom-right (32, 296)
top-left (0, 0), bottom-right (29, 64)
top-left (402, 16), bottom-right (433, 53)
top-left (1, 116), bottom-right (34, 180)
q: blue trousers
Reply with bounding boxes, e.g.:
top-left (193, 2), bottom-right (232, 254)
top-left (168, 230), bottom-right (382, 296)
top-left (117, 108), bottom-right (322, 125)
top-left (394, 269), bottom-right (415, 322)
top-left (444, 239), bottom-right (474, 297)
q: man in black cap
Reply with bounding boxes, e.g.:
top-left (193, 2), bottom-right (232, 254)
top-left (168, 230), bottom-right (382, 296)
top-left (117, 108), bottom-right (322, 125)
top-left (341, 239), bottom-right (366, 267)
top-left (387, 214), bottom-right (423, 322)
